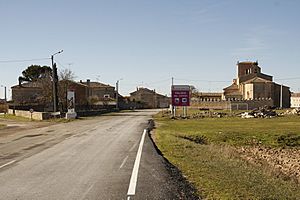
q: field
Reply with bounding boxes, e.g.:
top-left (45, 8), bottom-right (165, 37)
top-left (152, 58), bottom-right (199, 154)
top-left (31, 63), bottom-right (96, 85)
top-left (154, 112), bottom-right (300, 199)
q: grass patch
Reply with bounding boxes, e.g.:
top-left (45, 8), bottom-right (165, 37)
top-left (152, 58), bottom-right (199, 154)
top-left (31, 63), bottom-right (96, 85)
top-left (156, 115), bottom-right (300, 147)
top-left (45, 118), bottom-right (76, 123)
top-left (0, 114), bottom-right (33, 122)
top-left (154, 114), bottom-right (300, 199)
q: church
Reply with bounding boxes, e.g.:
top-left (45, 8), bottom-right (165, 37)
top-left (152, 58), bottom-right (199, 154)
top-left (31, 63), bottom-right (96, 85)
top-left (223, 61), bottom-right (290, 108)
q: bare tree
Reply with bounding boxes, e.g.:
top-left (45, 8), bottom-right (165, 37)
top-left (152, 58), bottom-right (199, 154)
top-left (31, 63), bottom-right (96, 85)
top-left (59, 68), bottom-right (76, 81)
top-left (58, 69), bottom-right (76, 112)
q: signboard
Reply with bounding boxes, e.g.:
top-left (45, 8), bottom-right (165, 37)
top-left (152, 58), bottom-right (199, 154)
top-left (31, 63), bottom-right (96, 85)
top-left (171, 85), bottom-right (191, 106)
top-left (67, 91), bottom-right (75, 113)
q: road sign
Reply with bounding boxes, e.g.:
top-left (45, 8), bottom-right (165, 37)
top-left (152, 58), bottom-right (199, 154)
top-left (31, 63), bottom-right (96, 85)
top-left (171, 85), bottom-right (191, 106)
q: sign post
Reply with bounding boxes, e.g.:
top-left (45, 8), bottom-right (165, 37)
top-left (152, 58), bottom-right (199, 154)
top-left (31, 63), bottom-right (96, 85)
top-left (171, 85), bottom-right (191, 118)
top-left (66, 90), bottom-right (77, 119)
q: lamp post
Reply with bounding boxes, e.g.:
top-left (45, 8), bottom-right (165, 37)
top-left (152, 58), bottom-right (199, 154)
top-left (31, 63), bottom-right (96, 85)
top-left (51, 50), bottom-right (63, 112)
top-left (0, 85), bottom-right (7, 102)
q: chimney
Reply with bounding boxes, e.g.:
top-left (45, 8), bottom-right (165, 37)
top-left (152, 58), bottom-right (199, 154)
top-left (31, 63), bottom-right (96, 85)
top-left (87, 79), bottom-right (90, 86)
top-left (80, 80), bottom-right (82, 83)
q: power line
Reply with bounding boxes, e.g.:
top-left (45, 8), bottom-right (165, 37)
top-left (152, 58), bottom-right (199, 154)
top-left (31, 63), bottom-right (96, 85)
top-left (275, 77), bottom-right (300, 81)
top-left (175, 78), bottom-right (231, 83)
top-left (54, 59), bottom-right (67, 70)
top-left (0, 58), bottom-right (50, 63)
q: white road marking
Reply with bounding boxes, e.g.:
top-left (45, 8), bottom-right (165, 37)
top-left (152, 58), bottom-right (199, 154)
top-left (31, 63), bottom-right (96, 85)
top-left (119, 155), bottom-right (129, 169)
top-left (0, 160), bottom-right (16, 169)
top-left (129, 141), bottom-right (138, 152)
top-left (127, 129), bottom-right (147, 197)
top-left (80, 183), bottom-right (95, 200)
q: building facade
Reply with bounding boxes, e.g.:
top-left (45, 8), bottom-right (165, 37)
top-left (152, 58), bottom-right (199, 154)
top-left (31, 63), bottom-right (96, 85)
top-left (223, 61), bottom-right (290, 108)
top-left (129, 87), bottom-right (170, 109)
top-left (291, 93), bottom-right (300, 108)
top-left (11, 79), bottom-right (115, 111)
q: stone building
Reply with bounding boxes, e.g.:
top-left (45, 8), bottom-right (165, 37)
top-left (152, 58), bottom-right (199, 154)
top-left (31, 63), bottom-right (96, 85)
top-left (291, 93), bottom-right (300, 108)
top-left (129, 87), bottom-right (170, 109)
top-left (11, 82), bottom-right (44, 105)
top-left (223, 61), bottom-right (290, 108)
top-left (80, 79), bottom-right (115, 101)
top-left (11, 79), bottom-right (115, 111)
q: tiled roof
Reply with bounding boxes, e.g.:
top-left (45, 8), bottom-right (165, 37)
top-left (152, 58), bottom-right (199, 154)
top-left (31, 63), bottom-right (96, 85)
top-left (291, 93), bottom-right (300, 97)
top-left (81, 82), bottom-right (114, 88)
top-left (243, 77), bottom-right (273, 84)
top-left (11, 81), bottom-right (43, 88)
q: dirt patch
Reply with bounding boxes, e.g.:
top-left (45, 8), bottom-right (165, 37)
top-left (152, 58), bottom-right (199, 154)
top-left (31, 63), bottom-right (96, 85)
top-left (237, 146), bottom-right (300, 183)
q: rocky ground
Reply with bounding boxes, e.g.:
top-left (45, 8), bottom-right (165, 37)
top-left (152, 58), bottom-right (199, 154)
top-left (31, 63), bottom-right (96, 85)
top-left (237, 146), bottom-right (300, 183)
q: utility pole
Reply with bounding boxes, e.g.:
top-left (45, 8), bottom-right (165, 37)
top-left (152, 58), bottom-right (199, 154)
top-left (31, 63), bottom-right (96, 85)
top-left (51, 50), bottom-right (63, 112)
top-left (4, 86), bottom-right (6, 102)
top-left (116, 80), bottom-right (119, 110)
top-left (280, 84), bottom-right (283, 109)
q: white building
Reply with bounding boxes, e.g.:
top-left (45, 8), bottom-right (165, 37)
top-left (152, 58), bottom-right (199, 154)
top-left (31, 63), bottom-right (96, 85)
top-left (291, 93), bottom-right (300, 108)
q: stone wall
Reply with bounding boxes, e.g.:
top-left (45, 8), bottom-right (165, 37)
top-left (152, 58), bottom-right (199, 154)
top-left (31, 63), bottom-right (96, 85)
top-left (192, 99), bottom-right (274, 110)
top-left (191, 101), bottom-right (230, 110)
top-left (0, 103), bottom-right (8, 113)
top-left (8, 109), bottom-right (52, 120)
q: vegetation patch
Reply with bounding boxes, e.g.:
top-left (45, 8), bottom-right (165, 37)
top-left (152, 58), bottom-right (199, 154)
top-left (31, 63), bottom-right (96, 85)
top-left (0, 114), bottom-right (33, 122)
top-left (154, 113), bottom-right (300, 199)
top-left (277, 133), bottom-right (300, 147)
top-left (178, 134), bottom-right (208, 145)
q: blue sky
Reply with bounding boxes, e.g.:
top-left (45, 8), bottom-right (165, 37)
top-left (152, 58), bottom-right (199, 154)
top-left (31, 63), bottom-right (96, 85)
top-left (1, 0), bottom-right (300, 99)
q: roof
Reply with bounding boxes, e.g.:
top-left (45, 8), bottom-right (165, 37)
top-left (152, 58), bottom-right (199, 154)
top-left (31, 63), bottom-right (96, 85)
top-left (130, 87), bottom-right (155, 95)
top-left (223, 83), bottom-right (239, 91)
top-left (197, 92), bottom-right (222, 96)
top-left (291, 93), bottom-right (300, 97)
top-left (11, 81), bottom-right (43, 89)
top-left (130, 87), bottom-right (168, 98)
top-left (81, 81), bottom-right (114, 88)
top-left (242, 77), bottom-right (273, 84)
top-left (12, 80), bottom-right (89, 89)
top-left (237, 61), bottom-right (259, 65)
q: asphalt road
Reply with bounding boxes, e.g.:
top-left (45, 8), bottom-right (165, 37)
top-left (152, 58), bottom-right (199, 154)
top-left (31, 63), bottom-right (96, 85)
top-left (0, 110), bottom-right (198, 200)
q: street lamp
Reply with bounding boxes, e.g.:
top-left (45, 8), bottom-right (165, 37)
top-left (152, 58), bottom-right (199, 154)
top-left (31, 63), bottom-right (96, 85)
top-left (0, 85), bottom-right (7, 102)
top-left (51, 50), bottom-right (63, 112)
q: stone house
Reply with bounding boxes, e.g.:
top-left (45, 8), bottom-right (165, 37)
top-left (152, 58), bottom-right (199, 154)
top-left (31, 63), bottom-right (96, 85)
top-left (80, 79), bottom-right (115, 102)
top-left (11, 82), bottom-right (44, 105)
top-left (129, 87), bottom-right (170, 109)
top-left (11, 79), bottom-right (115, 111)
top-left (223, 61), bottom-right (290, 108)
top-left (291, 93), bottom-right (300, 108)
